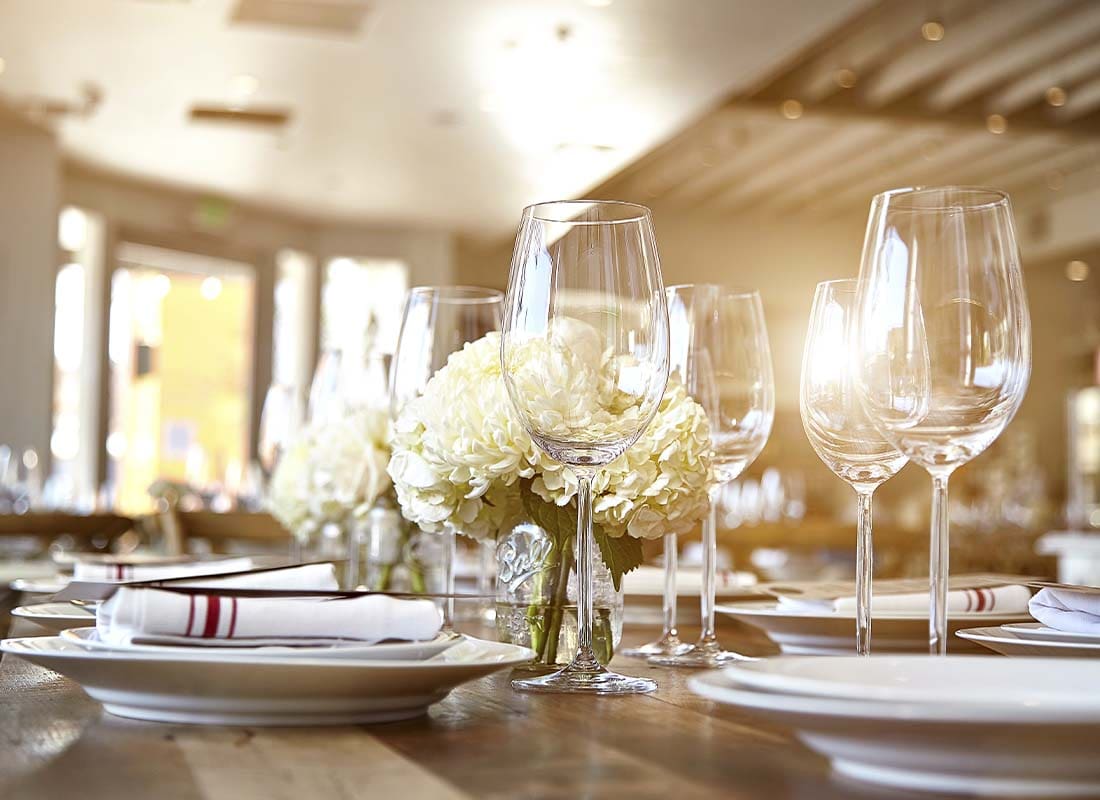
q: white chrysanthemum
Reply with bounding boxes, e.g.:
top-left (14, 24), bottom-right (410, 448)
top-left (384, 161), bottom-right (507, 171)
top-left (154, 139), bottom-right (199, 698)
top-left (388, 330), bottom-right (713, 541)
top-left (268, 407), bottom-right (392, 540)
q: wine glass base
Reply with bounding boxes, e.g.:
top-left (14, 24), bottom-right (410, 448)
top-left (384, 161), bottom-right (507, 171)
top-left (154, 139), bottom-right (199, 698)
top-left (622, 636), bottom-right (692, 659)
top-left (511, 664), bottom-right (657, 695)
top-left (648, 644), bottom-right (754, 669)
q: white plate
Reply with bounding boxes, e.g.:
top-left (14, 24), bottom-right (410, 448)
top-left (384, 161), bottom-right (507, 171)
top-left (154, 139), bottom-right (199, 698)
top-left (11, 602), bottom-right (97, 633)
top-left (957, 626), bottom-right (1100, 658)
top-left (1, 634), bottom-right (534, 726)
top-left (721, 655), bottom-right (1100, 710)
top-left (716, 600), bottom-right (1028, 655)
top-left (1001, 622), bottom-right (1100, 644)
top-left (690, 661), bottom-right (1100, 797)
top-left (60, 626), bottom-right (462, 661)
top-left (623, 567), bottom-right (757, 597)
top-left (10, 576), bottom-right (70, 594)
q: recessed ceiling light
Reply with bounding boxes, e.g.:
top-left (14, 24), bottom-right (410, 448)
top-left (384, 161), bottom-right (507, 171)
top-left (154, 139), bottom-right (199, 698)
top-left (922, 20), bottom-right (945, 42)
top-left (780, 99), bottom-right (803, 120)
top-left (834, 68), bottom-right (857, 89)
top-left (1045, 86), bottom-right (1067, 107)
top-left (230, 74), bottom-right (260, 98)
top-left (1066, 260), bottom-right (1089, 282)
top-left (986, 113), bottom-right (1007, 134)
top-left (200, 276), bottom-right (223, 301)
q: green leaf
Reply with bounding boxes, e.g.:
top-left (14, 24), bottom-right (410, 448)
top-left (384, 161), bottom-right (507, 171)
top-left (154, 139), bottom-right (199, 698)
top-left (593, 527), bottom-right (644, 592)
top-left (518, 478), bottom-right (573, 548)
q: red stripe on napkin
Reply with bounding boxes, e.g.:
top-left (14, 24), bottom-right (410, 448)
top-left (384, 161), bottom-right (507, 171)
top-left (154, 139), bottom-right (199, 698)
top-left (975, 589), bottom-right (987, 612)
top-left (202, 596), bottom-right (221, 638)
top-left (185, 594), bottom-right (195, 636)
top-left (227, 597), bottom-right (238, 639)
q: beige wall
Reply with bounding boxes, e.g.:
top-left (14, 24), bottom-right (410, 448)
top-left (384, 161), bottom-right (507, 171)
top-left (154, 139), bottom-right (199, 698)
top-left (0, 113), bottom-right (60, 462)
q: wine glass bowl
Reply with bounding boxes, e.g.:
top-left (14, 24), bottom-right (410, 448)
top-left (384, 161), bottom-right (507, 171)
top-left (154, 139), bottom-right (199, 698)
top-left (854, 186), bottom-right (1031, 654)
top-left (502, 200), bottom-right (669, 694)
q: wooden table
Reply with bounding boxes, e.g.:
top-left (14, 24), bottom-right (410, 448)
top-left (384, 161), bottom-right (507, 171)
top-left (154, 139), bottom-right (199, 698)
top-left (0, 590), bottom-right (1005, 800)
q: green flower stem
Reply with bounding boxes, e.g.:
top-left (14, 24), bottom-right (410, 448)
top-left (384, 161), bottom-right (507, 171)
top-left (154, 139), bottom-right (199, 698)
top-left (543, 534), bottom-right (575, 665)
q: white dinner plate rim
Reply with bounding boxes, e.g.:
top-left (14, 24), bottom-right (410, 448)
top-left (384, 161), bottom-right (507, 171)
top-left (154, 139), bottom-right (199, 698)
top-left (1, 634), bottom-right (534, 669)
top-left (59, 626), bottom-right (463, 659)
top-left (12, 602), bottom-right (96, 622)
top-left (688, 668), bottom-right (1100, 723)
top-left (1000, 622), bottom-right (1100, 644)
top-left (957, 626), bottom-right (1100, 651)
top-left (719, 655), bottom-right (1100, 709)
top-left (716, 600), bottom-right (1028, 621)
top-left (10, 577), bottom-right (70, 594)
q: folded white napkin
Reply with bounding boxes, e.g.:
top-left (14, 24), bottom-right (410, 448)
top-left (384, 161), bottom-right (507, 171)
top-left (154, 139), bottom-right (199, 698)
top-left (1029, 587), bottom-right (1100, 634)
top-left (778, 584), bottom-right (1032, 615)
top-left (169, 563), bottom-right (339, 592)
top-left (73, 557), bottom-right (255, 583)
top-left (97, 587), bottom-right (442, 647)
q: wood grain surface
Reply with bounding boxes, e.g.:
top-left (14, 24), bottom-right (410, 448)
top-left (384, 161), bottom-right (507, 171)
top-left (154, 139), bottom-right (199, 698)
top-left (0, 589), bottom-right (1017, 800)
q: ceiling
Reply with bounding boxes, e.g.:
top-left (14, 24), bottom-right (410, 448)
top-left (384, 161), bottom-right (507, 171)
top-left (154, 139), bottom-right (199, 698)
top-left (0, 0), bottom-right (869, 237)
top-left (592, 0), bottom-right (1100, 226)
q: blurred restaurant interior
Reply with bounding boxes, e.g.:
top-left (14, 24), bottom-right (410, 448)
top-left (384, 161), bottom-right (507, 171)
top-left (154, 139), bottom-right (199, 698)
top-left (1, 0), bottom-right (1099, 582)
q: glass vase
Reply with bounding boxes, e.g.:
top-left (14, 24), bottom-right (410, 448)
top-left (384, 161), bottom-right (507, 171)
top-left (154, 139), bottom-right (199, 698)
top-left (495, 521), bottom-right (623, 674)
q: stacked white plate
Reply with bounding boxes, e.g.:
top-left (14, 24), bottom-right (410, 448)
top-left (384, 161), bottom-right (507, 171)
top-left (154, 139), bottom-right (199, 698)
top-left (958, 622), bottom-right (1100, 658)
top-left (12, 601), bottom-right (97, 633)
top-left (690, 656), bottom-right (1100, 797)
top-left (1, 632), bottom-right (534, 726)
top-left (716, 600), bottom-right (1028, 654)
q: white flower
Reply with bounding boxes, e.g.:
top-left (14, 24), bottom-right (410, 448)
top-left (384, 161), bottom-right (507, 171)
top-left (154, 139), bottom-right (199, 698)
top-left (268, 406), bottom-right (392, 540)
top-left (388, 330), bottom-right (713, 542)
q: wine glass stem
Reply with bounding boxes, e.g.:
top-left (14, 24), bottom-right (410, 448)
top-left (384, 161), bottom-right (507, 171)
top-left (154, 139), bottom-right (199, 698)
top-left (929, 475), bottom-right (950, 656)
top-left (572, 472), bottom-right (598, 664)
top-left (441, 525), bottom-right (456, 631)
top-left (855, 488), bottom-right (874, 657)
top-left (662, 532), bottom-right (678, 639)
top-left (699, 496), bottom-right (718, 644)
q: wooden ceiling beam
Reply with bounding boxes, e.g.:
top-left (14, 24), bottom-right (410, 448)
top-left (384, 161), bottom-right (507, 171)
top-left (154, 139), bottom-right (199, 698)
top-left (987, 45), bottom-right (1100, 116)
top-left (925, 1), bottom-right (1100, 112)
top-left (858, 0), bottom-right (1066, 108)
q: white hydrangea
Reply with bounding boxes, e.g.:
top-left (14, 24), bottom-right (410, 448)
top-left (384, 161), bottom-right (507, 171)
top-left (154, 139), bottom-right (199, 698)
top-left (388, 330), bottom-right (713, 542)
top-left (268, 407), bottom-right (392, 540)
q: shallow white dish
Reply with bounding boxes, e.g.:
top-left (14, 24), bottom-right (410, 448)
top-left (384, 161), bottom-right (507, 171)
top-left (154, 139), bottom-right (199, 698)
top-left (10, 575), bottom-right (70, 594)
top-left (11, 602), bottom-right (96, 633)
top-left (690, 658), bottom-right (1100, 797)
top-left (957, 626), bottom-right (1100, 658)
top-left (716, 600), bottom-right (1028, 655)
top-left (60, 626), bottom-right (462, 661)
top-left (720, 655), bottom-right (1100, 710)
top-left (1001, 622), bottom-right (1100, 644)
top-left (1, 634), bottom-right (534, 726)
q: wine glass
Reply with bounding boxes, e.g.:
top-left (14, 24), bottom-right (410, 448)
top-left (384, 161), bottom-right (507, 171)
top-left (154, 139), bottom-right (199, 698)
top-left (854, 186), bottom-right (1031, 655)
top-left (501, 200), bottom-right (669, 694)
top-left (307, 348), bottom-right (345, 425)
top-left (390, 286), bottom-right (503, 628)
top-left (258, 383), bottom-right (305, 480)
top-left (621, 532), bottom-right (691, 658)
top-left (799, 279), bottom-right (908, 655)
top-left (650, 285), bottom-right (774, 668)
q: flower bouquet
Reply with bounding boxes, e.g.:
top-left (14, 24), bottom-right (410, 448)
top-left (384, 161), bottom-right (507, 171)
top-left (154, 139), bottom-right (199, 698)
top-left (268, 406), bottom-right (392, 561)
top-left (388, 329), bottom-right (713, 668)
